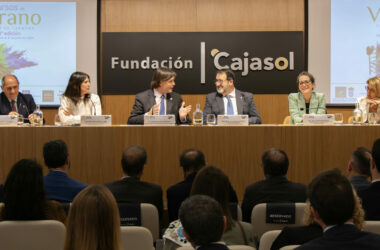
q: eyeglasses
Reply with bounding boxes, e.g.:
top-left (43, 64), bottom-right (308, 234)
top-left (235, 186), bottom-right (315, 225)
top-left (365, 86), bottom-right (376, 93)
top-left (215, 79), bottom-right (226, 84)
top-left (299, 81), bottom-right (311, 86)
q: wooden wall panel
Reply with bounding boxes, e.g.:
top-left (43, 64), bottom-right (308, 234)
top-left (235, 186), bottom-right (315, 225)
top-left (0, 126), bottom-right (378, 201)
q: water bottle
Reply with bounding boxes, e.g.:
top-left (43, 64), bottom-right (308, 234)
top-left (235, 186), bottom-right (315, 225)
top-left (32, 104), bottom-right (43, 126)
top-left (352, 101), bottom-right (362, 124)
top-left (193, 104), bottom-right (203, 126)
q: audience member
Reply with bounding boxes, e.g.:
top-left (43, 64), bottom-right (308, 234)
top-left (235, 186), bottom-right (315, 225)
top-left (358, 138), bottom-right (380, 220)
top-left (105, 145), bottom-right (163, 217)
top-left (163, 166), bottom-right (255, 249)
top-left (179, 195), bottom-right (229, 250)
top-left (43, 140), bottom-right (87, 202)
top-left (347, 147), bottom-right (371, 193)
top-left (271, 190), bottom-right (365, 250)
top-left (166, 149), bottom-right (238, 221)
top-left (0, 74), bottom-right (36, 122)
top-left (297, 169), bottom-right (380, 249)
top-left (0, 159), bottom-right (65, 223)
top-left (64, 185), bottom-right (121, 250)
top-left (241, 148), bottom-right (307, 222)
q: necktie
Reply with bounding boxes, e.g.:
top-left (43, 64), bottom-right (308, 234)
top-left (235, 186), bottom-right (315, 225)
top-left (227, 95), bottom-right (234, 115)
top-left (11, 100), bottom-right (16, 112)
top-left (159, 95), bottom-right (165, 115)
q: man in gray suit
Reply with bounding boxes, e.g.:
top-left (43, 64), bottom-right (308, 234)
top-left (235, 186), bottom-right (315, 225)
top-left (203, 69), bottom-right (261, 124)
top-left (127, 67), bottom-right (192, 124)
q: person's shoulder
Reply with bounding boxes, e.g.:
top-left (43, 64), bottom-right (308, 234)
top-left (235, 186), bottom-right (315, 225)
top-left (287, 180), bottom-right (307, 189)
top-left (135, 89), bottom-right (153, 97)
top-left (140, 180), bottom-right (163, 191)
top-left (245, 180), bottom-right (267, 192)
top-left (313, 92), bottom-right (325, 98)
top-left (19, 92), bottom-right (35, 101)
top-left (288, 92), bottom-right (299, 99)
top-left (67, 176), bottom-right (87, 188)
top-left (206, 91), bottom-right (218, 98)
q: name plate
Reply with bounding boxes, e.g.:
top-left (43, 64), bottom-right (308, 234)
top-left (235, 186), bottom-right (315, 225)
top-left (0, 115), bottom-right (18, 126)
top-left (144, 115), bottom-right (176, 126)
top-left (80, 115), bottom-right (112, 126)
top-left (217, 115), bottom-right (249, 126)
top-left (303, 114), bottom-right (334, 125)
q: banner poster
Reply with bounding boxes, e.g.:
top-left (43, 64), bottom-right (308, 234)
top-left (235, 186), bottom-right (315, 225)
top-left (102, 32), bottom-right (303, 94)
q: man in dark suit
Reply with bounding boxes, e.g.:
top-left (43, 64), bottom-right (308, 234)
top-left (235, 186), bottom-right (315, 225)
top-left (127, 67), bottom-right (191, 124)
top-left (167, 149), bottom-right (238, 221)
top-left (358, 138), bottom-right (380, 220)
top-left (180, 195), bottom-right (229, 250)
top-left (297, 169), bottom-right (380, 249)
top-left (203, 69), bottom-right (261, 124)
top-left (241, 148), bottom-right (306, 222)
top-left (347, 147), bottom-right (371, 193)
top-left (43, 140), bottom-right (87, 202)
top-left (0, 74), bottom-right (36, 122)
top-left (105, 145), bottom-right (163, 218)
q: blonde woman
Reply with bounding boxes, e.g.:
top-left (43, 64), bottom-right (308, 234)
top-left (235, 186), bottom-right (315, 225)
top-left (357, 76), bottom-right (380, 122)
top-left (64, 185), bottom-right (121, 250)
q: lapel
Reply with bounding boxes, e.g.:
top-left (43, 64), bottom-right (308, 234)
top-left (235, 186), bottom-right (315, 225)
top-left (1, 92), bottom-right (11, 111)
top-left (216, 93), bottom-right (224, 114)
top-left (297, 92), bottom-right (306, 112)
top-left (166, 93), bottom-right (173, 114)
top-left (309, 92), bottom-right (318, 111)
top-left (147, 89), bottom-right (157, 112)
top-left (235, 89), bottom-right (243, 114)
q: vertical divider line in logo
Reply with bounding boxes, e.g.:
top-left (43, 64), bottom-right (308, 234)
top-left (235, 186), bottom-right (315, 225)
top-left (200, 42), bottom-right (206, 84)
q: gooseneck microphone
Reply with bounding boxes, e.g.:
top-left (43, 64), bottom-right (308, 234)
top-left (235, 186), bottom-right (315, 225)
top-left (89, 95), bottom-right (96, 115)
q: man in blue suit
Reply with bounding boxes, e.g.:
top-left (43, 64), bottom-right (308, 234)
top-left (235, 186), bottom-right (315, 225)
top-left (43, 140), bottom-right (87, 202)
top-left (297, 169), bottom-right (380, 249)
top-left (0, 74), bottom-right (36, 122)
top-left (203, 69), bottom-right (261, 124)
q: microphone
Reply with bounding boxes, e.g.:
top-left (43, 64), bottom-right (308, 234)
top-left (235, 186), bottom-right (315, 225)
top-left (89, 95), bottom-right (96, 115)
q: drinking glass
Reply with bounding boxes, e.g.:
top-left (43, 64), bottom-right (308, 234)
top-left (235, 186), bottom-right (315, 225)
top-left (206, 114), bottom-right (216, 126)
top-left (17, 116), bottom-right (25, 126)
top-left (334, 113), bottom-right (343, 124)
top-left (54, 114), bottom-right (62, 126)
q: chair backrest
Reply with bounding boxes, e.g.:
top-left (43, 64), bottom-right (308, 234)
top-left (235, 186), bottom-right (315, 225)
top-left (229, 245), bottom-right (257, 250)
top-left (363, 221), bottom-right (380, 235)
top-left (118, 203), bottom-right (159, 241)
top-left (141, 203), bottom-right (159, 241)
top-left (258, 230), bottom-right (281, 250)
top-left (178, 245), bottom-right (256, 250)
top-left (0, 220), bottom-right (66, 250)
top-left (251, 203), bottom-right (307, 240)
top-left (279, 245), bottom-right (300, 250)
top-left (283, 116), bottom-right (291, 124)
top-left (120, 226), bottom-right (154, 250)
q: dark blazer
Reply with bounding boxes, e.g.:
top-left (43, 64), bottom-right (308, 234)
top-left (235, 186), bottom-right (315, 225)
top-left (0, 92), bottom-right (36, 119)
top-left (349, 176), bottom-right (370, 194)
top-left (296, 224), bottom-right (380, 250)
top-left (271, 224), bottom-right (323, 250)
top-left (357, 181), bottom-right (380, 220)
top-left (43, 171), bottom-right (87, 202)
top-left (203, 89), bottom-right (261, 124)
top-left (166, 172), bottom-right (239, 221)
top-left (198, 243), bottom-right (229, 250)
top-left (241, 176), bottom-right (307, 222)
top-left (127, 89), bottom-right (191, 124)
top-left (105, 176), bottom-right (163, 218)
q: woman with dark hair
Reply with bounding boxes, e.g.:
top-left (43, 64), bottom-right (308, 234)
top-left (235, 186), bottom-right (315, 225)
top-left (64, 185), bottom-right (121, 250)
top-left (0, 159), bottom-right (65, 222)
top-left (288, 71), bottom-right (326, 124)
top-left (163, 166), bottom-right (256, 249)
top-left (59, 71), bottom-right (102, 125)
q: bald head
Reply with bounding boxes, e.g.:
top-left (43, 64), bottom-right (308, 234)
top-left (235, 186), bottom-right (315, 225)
top-left (121, 145), bottom-right (147, 176)
top-left (1, 74), bottom-right (19, 100)
top-left (261, 148), bottom-right (289, 176)
top-left (180, 149), bottom-right (205, 173)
